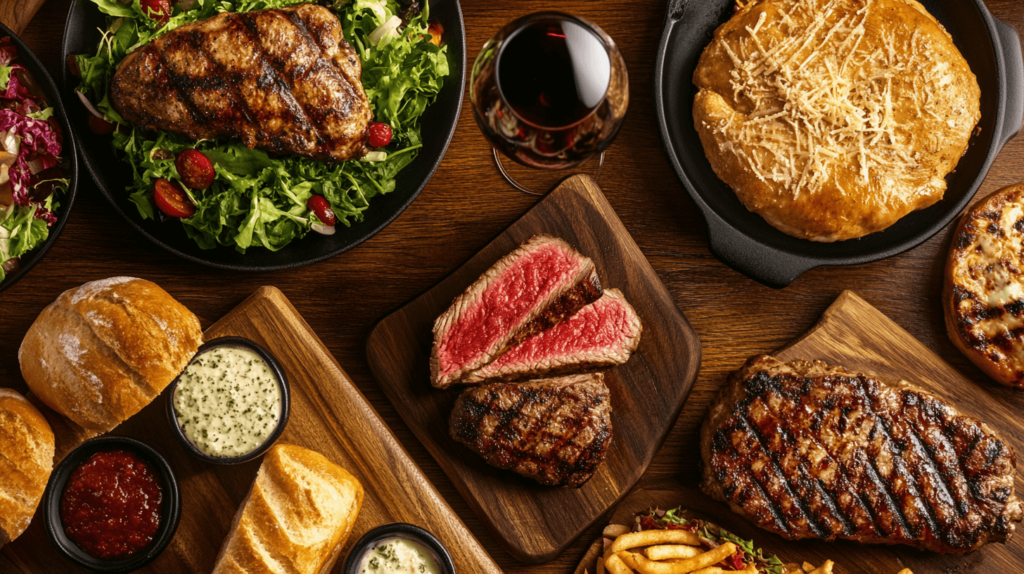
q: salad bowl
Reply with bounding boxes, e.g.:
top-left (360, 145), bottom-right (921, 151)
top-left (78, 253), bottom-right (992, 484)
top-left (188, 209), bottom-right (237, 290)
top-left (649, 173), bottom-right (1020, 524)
top-left (0, 21), bottom-right (79, 293)
top-left (61, 0), bottom-right (465, 272)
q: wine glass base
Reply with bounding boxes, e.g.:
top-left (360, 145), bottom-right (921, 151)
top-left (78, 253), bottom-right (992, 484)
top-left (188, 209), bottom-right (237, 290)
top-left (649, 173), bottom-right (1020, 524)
top-left (491, 148), bottom-right (605, 196)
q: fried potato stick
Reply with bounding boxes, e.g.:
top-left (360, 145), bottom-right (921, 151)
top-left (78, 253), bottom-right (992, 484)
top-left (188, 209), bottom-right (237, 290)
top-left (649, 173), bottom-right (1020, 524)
top-left (605, 554), bottom-right (633, 574)
top-left (630, 542), bottom-right (738, 574)
top-left (692, 563), bottom-right (758, 574)
top-left (808, 561), bottom-right (834, 574)
top-left (609, 530), bottom-right (702, 554)
top-left (645, 545), bottom-right (703, 561)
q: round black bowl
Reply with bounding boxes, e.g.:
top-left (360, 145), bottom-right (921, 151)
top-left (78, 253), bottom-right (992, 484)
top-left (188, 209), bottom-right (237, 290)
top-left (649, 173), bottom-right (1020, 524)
top-left (0, 22), bottom-right (79, 293)
top-left (342, 523), bottom-right (456, 574)
top-left (60, 0), bottom-right (465, 271)
top-left (166, 336), bottom-right (290, 465)
top-left (654, 0), bottom-right (1024, 288)
top-left (43, 437), bottom-right (181, 574)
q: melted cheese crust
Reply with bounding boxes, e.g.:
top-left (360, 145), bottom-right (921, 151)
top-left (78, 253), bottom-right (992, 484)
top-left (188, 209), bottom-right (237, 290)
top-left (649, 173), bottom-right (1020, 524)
top-left (693, 0), bottom-right (981, 241)
top-left (946, 185), bottom-right (1024, 387)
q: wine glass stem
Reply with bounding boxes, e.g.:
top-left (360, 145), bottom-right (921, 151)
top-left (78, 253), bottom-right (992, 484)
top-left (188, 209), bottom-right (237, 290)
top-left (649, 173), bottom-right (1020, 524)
top-left (492, 148), bottom-right (605, 196)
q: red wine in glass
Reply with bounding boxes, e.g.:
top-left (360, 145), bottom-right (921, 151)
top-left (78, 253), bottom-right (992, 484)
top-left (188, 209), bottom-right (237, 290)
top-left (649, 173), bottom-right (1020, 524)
top-left (472, 12), bottom-right (629, 170)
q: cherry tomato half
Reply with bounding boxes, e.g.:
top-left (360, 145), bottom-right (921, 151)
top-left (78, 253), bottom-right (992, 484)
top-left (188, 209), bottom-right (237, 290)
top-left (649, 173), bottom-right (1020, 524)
top-left (175, 149), bottom-right (215, 190)
top-left (140, 0), bottom-right (171, 25)
top-left (368, 122), bottom-right (392, 147)
top-left (154, 178), bottom-right (195, 218)
top-left (427, 22), bottom-right (443, 46)
top-left (307, 195), bottom-right (336, 227)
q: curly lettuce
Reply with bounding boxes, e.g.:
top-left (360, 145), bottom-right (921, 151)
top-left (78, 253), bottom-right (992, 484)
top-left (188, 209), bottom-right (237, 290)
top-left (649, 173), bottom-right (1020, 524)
top-left (75, 0), bottom-right (448, 252)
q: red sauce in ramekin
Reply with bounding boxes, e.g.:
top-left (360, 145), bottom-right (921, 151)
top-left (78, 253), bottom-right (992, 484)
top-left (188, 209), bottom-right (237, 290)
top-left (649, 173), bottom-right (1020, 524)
top-left (60, 450), bottom-right (163, 560)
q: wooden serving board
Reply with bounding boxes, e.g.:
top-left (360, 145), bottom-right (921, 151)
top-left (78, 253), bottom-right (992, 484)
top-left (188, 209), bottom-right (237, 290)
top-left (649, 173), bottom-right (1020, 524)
top-left (578, 291), bottom-right (1024, 574)
top-left (0, 287), bottom-right (501, 574)
top-left (366, 175), bottom-right (703, 564)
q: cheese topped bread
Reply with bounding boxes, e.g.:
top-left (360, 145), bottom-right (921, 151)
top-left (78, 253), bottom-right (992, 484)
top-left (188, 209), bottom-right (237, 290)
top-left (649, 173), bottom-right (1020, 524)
top-left (945, 184), bottom-right (1024, 388)
top-left (693, 0), bottom-right (980, 242)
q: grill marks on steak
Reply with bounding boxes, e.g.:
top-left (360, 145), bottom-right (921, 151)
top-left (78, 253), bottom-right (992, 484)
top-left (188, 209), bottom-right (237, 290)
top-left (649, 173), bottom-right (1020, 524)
top-left (449, 373), bottom-right (613, 487)
top-left (463, 289), bottom-right (642, 383)
top-left (431, 235), bottom-right (602, 389)
top-left (110, 5), bottom-right (372, 161)
top-left (701, 356), bottom-right (1023, 554)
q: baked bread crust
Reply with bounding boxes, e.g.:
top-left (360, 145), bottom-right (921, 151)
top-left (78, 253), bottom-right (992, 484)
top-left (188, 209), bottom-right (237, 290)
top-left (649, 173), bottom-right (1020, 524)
top-left (693, 0), bottom-right (980, 241)
top-left (0, 388), bottom-right (54, 547)
top-left (18, 277), bottom-right (203, 431)
top-left (945, 184), bottom-right (1024, 387)
top-left (211, 444), bottom-right (364, 574)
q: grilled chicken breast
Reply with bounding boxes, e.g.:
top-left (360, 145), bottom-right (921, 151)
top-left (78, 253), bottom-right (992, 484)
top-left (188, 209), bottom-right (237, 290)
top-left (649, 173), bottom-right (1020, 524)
top-left (449, 373), bottom-right (612, 488)
top-left (945, 184), bottom-right (1024, 388)
top-left (111, 4), bottom-right (372, 161)
top-left (701, 355), bottom-right (1022, 554)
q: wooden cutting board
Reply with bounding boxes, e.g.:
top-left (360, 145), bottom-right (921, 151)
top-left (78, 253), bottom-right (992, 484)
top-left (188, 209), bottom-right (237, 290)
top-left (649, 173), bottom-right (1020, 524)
top-left (577, 291), bottom-right (1024, 574)
top-left (366, 174), bottom-right (703, 564)
top-left (0, 286), bottom-right (501, 574)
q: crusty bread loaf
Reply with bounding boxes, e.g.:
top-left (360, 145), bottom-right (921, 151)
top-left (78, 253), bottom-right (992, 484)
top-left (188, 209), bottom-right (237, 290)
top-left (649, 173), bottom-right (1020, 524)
top-left (18, 277), bottom-right (203, 432)
top-left (0, 388), bottom-right (54, 547)
top-left (212, 444), bottom-right (364, 574)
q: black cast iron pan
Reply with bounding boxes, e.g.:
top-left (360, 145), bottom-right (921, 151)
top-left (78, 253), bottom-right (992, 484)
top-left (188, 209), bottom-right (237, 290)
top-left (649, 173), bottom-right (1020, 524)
top-left (655, 0), bottom-right (1024, 288)
top-left (60, 0), bottom-right (464, 272)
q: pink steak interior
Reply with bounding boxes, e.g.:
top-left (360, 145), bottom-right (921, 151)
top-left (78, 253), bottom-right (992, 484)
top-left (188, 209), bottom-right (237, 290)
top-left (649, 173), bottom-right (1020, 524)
top-left (487, 294), bottom-right (632, 369)
top-left (437, 243), bottom-right (582, 378)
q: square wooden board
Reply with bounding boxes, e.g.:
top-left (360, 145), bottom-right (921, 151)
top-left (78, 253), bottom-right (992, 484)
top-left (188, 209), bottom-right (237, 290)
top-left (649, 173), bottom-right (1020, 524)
top-left (366, 175), bottom-right (703, 564)
top-left (0, 286), bottom-right (500, 573)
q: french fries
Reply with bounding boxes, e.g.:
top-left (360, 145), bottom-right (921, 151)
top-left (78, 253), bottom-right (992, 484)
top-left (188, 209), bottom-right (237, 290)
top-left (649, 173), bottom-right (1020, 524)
top-left (609, 530), bottom-right (702, 554)
top-left (605, 554), bottom-right (633, 574)
top-left (692, 564), bottom-right (758, 574)
top-left (645, 545), bottom-right (703, 561)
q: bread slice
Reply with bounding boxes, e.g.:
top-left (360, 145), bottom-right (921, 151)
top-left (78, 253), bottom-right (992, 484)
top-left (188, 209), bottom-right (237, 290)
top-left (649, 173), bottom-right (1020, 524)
top-left (431, 235), bottom-right (602, 389)
top-left (18, 277), bottom-right (203, 431)
top-left (0, 388), bottom-right (54, 547)
top-left (945, 184), bottom-right (1024, 387)
top-left (211, 444), bottom-right (363, 574)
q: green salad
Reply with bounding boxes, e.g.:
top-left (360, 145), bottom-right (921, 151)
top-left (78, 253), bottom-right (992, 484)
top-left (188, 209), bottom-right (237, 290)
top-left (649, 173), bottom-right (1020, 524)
top-left (75, 0), bottom-right (449, 252)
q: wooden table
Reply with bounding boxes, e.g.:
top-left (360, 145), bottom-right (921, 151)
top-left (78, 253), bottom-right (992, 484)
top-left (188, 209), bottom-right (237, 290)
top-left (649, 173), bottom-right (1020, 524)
top-left (4, 1), bottom-right (1024, 572)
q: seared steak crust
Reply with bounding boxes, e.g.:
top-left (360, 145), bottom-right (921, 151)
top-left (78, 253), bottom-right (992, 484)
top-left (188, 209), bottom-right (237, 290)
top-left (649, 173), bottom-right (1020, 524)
top-left (110, 5), bottom-right (372, 161)
top-left (450, 373), bottom-right (612, 488)
top-left (701, 355), bottom-right (1022, 554)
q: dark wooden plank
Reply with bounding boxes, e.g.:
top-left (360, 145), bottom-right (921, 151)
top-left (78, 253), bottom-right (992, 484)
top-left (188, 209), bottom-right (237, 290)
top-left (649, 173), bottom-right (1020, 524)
top-left (578, 292), bottom-right (1024, 573)
top-left (366, 175), bottom-right (702, 563)
top-left (1, 286), bottom-right (500, 574)
top-left (5, 1), bottom-right (1024, 572)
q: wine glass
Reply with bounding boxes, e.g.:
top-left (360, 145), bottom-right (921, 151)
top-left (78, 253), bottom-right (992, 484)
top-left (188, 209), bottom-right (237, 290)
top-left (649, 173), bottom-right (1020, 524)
top-left (470, 12), bottom-right (629, 194)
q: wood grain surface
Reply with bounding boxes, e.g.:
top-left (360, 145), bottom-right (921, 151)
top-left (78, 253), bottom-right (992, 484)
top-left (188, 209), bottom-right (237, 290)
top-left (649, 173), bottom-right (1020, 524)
top-left (367, 175), bottom-right (701, 564)
top-left (3, 1), bottom-right (1024, 572)
top-left (0, 287), bottom-right (500, 573)
top-left (0, 0), bottom-right (49, 35)
top-left (576, 291), bottom-right (1024, 574)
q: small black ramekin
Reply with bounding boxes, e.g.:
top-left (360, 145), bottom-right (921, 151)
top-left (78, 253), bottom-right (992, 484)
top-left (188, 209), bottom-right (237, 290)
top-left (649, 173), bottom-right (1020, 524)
top-left (43, 437), bottom-right (181, 574)
top-left (342, 523), bottom-right (457, 574)
top-left (165, 336), bottom-right (290, 465)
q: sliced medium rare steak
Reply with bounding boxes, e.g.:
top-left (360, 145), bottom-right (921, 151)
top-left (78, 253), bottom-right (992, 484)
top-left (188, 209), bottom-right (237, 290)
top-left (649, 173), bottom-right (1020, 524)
top-left (430, 235), bottom-right (602, 389)
top-left (701, 355), bottom-right (1023, 554)
top-left (449, 373), bottom-right (612, 487)
top-left (463, 289), bottom-right (642, 383)
top-left (110, 5), bottom-right (372, 161)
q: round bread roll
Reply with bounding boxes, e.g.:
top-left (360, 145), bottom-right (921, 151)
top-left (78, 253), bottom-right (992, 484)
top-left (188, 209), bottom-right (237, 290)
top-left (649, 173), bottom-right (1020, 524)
top-left (19, 277), bottom-right (203, 431)
top-left (945, 184), bottom-right (1024, 387)
top-left (693, 0), bottom-right (980, 241)
top-left (0, 388), bottom-right (54, 546)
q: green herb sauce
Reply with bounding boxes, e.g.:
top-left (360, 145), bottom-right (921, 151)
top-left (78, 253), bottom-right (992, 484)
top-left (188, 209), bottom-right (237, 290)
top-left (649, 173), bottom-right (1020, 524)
top-left (359, 537), bottom-right (441, 574)
top-left (173, 346), bottom-right (281, 457)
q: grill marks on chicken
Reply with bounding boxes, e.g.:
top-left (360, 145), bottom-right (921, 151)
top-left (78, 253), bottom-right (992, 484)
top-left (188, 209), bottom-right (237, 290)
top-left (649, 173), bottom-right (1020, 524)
top-left (701, 356), bottom-right (1022, 554)
top-left (450, 374), bottom-right (613, 488)
top-left (110, 5), bottom-right (372, 161)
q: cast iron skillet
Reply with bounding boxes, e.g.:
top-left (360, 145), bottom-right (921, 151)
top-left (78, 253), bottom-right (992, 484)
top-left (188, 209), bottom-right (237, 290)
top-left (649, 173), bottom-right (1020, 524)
top-left (60, 0), bottom-right (464, 271)
top-left (0, 22), bottom-right (79, 293)
top-left (655, 0), bottom-right (1024, 288)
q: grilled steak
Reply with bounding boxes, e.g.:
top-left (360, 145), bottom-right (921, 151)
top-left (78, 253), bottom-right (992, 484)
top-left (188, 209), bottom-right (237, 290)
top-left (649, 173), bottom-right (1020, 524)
top-left (449, 373), bottom-right (612, 487)
top-left (701, 355), bottom-right (1022, 554)
top-left (110, 5), bottom-right (372, 162)
top-left (431, 235), bottom-right (602, 389)
top-left (463, 289), bottom-right (641, 383)
top-left (945, 183), bottom-right (1024, 388)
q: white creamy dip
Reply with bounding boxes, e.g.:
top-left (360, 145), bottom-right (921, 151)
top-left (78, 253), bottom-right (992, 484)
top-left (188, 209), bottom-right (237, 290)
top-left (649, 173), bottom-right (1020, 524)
top-left (173, 346), bottom-right (281, 457)
top-left (358, 537), bottom-right (442, 574)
